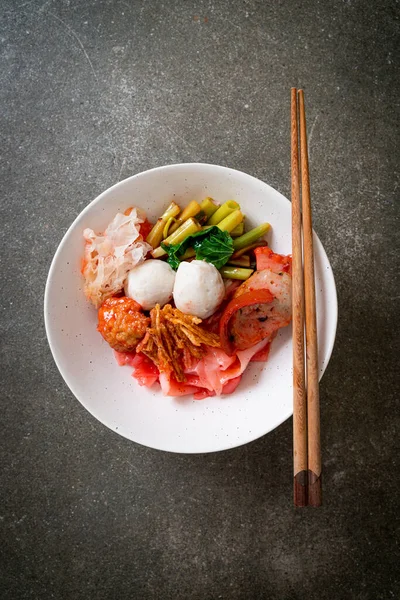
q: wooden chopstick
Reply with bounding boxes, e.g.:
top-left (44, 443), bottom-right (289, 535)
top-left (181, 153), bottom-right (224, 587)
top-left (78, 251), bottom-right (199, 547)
top-left (298, 89), bottom-right (322, 507)
top-left (291, 88), bottom-right (322, 507)
top-left (291, 88), bottom-right (308, 507)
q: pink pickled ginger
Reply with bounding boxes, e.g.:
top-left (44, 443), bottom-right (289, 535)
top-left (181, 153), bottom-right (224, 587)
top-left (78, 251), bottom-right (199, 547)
top-left (116, 337), bottom-right (272, 399)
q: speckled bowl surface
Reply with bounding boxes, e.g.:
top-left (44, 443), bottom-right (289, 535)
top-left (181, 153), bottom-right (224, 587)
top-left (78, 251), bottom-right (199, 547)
top-left (44, 163), bottom-right (337, 453)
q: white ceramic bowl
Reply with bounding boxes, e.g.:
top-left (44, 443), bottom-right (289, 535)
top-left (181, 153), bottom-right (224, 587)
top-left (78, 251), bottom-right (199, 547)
top-left (44, 163), bottom-right (337, 453)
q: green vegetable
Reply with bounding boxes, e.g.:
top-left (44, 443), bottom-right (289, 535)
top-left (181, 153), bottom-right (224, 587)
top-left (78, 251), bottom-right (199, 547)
top-left (232, 223), bottom-right (270, 250)
top-left (195, 229), bottom-right (234, 267)
top-left (217, 209), bottom-right (244, 233)
top-left (146, 201), bottom-right (181, 249)
top-left (219, 266), bottom-right (254, 280)
top-left (200, 197), bottom-right (219, 220)
top-left (208, 200), bottom-right (239, 226)
top-left (161, 226), bottom-right (234, 271)
top-left (230, 222), bottom-right (245, 237)
top-left (152, 218), bottom-right (201, 258)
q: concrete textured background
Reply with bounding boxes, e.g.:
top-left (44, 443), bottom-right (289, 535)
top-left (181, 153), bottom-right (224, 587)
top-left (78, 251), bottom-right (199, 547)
top-left (1, 0), bottom-right (399, 598)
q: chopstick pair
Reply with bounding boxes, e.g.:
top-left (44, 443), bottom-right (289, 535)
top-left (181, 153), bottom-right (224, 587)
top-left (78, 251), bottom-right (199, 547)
top-left (291, 88), bottom-right (322, 507)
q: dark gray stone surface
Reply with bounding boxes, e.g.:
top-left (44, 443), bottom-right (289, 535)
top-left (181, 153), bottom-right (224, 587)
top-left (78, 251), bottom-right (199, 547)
top-left (1, 0), bottom-right (399, 598)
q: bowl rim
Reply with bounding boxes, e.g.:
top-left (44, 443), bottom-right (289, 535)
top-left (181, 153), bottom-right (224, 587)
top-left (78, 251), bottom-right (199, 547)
top-left (44, 162), bottom-right (338, 452)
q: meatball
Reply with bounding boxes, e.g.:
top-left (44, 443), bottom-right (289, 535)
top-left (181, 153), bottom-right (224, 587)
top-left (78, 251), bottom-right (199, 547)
top-left (97, 297), bottom-right (150, 352)
top-left (125, 259), bottom-right (176, 310)
top-left (173, 260), bottom-right (225, 319)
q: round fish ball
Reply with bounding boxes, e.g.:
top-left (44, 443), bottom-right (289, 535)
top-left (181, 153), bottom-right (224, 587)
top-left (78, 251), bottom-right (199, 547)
top-left (173, 260), bottom-right (225, 319)
top-left (125, 260), bottom-right (176, 310)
